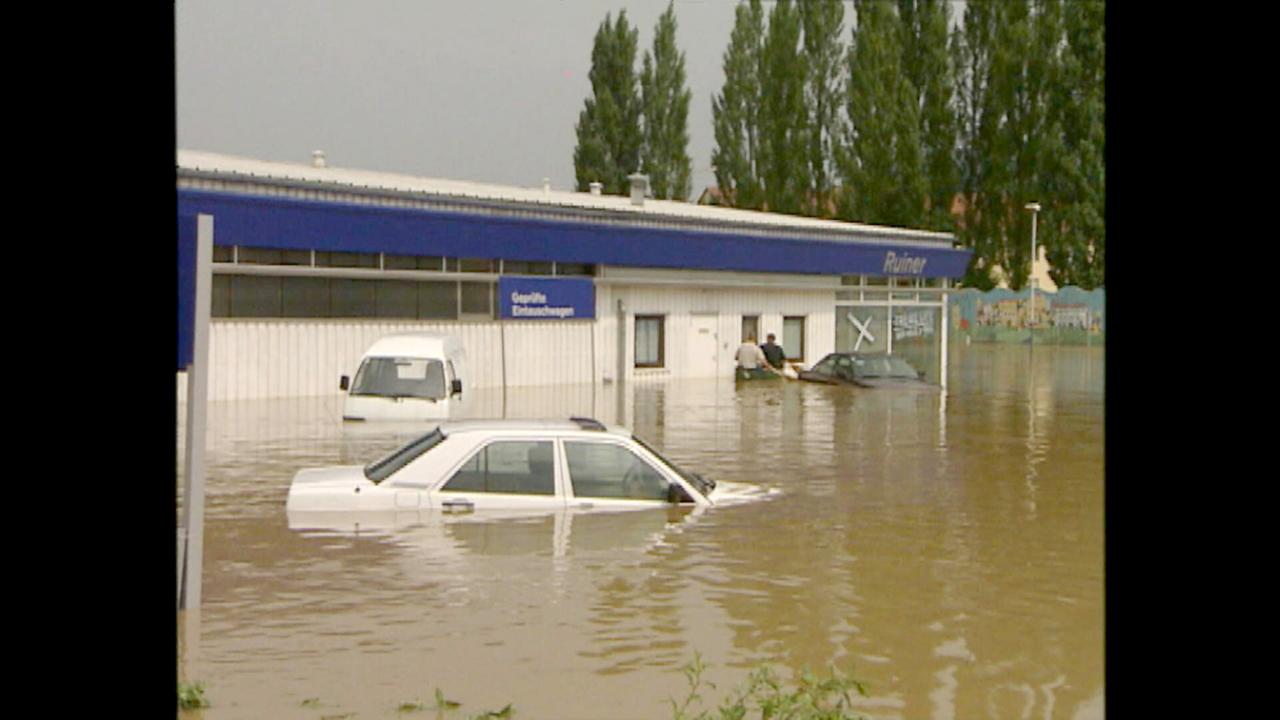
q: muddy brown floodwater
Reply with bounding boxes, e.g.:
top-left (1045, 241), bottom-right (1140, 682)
top-left (177, 343), bottom-right (1103, 719)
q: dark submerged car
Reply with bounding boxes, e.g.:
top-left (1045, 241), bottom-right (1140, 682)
top-left (797, 353), bottom-right (935, 389)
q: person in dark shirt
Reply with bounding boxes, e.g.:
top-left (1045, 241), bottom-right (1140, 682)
top-left (760, 333), bottom-right (786, 371)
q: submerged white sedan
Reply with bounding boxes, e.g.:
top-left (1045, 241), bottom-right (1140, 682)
top-left (287, 417), bottom-right (740, 514)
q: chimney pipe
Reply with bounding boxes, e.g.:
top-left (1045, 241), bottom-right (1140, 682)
top-left (311, 150), bottom-right (327, 168)
top-left (589, 182), bottom-right (603, 196)
top-left (542, 177), bottom-right (551, 194)
top-left (627, 172), bottom-right (649, 207)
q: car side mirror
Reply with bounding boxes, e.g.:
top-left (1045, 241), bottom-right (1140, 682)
top-left (451, 378), bottom-right (463, 396)
top-left (339, 375), bottom-right (350, 391)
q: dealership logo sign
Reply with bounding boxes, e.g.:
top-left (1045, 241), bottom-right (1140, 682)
top-left (883, 251), bottom-right (927, 275)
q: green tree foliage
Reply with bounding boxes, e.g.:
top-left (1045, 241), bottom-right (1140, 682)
top-left (759, 0), bottom-right (809, 215)
top-left (898, 0), bottom-right (958, 233)
top-left (799, 0), bottom-right (845, 218)
top-left (1045, 0), bottom-right (1104, 290)
top-left (641, 1), bottom-right (694, 201)
top-left (711, 0), bottom-right (767, 210)
top-left (951, 0), bottom-right (1001, 289)
top-left (840, 0), bottom-right (926, 227)
top-left (574, 10), bottom-right (643, 195)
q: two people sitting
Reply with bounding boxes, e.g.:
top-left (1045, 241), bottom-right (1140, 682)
top-left (736, 333), bottom-right (792, 379)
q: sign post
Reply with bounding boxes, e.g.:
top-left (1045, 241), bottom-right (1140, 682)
top-left (179, 214), bottom-right (213, 610)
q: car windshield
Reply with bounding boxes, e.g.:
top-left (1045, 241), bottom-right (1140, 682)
top-left (364, 428), bottom-right (446, 483)
top-left (351, 357), bottom-right (447, 400)
top-left (632, 435), bottom-right (715, 497)
top-left (852, 355), bottom-right (920, 379)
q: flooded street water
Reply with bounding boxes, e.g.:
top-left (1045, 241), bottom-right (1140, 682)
top-left (177, 343), bottom-right (1104, 719)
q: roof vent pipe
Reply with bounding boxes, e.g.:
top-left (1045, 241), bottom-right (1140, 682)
top-left (589, 182), bottom-right (603, 196)
top-left (311, 150), bottom-right (327, 168)
top-left (542, 177), bottom-right (551, 193)
top-left (628, 172), bottom-right (649, 207)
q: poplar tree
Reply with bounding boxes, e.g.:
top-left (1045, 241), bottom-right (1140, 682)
top-left (711, 0), bottom-right (767, 209)
top-left (898, 0), bottom-right (958, 233)
top-left (985, 0), bottom-right (1061, 291)
top-left (573, 10), bottom-right (643, 195)
top-left (1045, 0), bottom-right (1104, 290)
top-left (641, 1), bottom-right (693, 201)
top-left (799, 0), bottom-right (845, 218)
top-left (840, 0), bottom-right (926, 227)
top-left (951, 0), bottom-right (1001, 289)
top-left (759, 0), bottom-right (809, 215)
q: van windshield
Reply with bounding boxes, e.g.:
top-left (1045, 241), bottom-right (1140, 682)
top-left (350, 357), bottom-right (447, 400)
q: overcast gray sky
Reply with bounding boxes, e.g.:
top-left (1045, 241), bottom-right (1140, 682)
top-left (177, 1), bottom-right (959, 200)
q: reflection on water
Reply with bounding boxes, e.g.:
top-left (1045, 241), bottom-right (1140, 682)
top-left (178, 344), bottom-right (1104, 719)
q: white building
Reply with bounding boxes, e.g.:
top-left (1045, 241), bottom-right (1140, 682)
top-left (177, 150), bottom-right (972, 401)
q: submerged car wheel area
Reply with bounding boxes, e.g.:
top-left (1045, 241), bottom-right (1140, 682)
top-left (287, 417), bottom-right (720, 514)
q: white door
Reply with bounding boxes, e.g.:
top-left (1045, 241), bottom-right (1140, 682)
top-left (687, 315), bottom-right (719, 378)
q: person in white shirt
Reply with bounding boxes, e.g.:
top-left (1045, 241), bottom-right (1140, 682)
top-left (735, 335), bottom-right (778, 379)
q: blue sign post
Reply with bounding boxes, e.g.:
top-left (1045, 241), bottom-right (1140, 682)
top-left (498, 276), bottom-right (595, 320)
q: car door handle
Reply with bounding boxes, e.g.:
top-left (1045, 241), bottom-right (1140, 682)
top-left (442, 498), bottom-right (474, 513)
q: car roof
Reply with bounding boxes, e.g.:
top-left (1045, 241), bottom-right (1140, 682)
top-left (436, 417), bottom-right (632, 439)
top-left (362, 332), bottom-right (462, 358)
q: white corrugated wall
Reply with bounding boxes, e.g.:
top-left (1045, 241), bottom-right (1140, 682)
top-left (176, 280), bottom-right (839, 403)
top-left (179, 320), bottom-right (596, 402)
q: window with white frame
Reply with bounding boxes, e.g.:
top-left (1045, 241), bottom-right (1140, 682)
top-left (635, 315), bottom-right (665, 368)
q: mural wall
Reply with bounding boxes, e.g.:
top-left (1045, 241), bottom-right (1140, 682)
top-left (949, 286), bottom-right (1105, 345)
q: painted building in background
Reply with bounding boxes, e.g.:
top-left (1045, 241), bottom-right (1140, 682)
top-left (950, 286), bottom-right (1105, 345)
top-left (177, 150), bottom-right (973, 401)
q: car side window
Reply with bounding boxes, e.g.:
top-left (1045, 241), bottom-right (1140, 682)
top-left (835, 356), bottom-right (855, 379)
top-left (442, 441), bottom-right (555, 496)
top-left (812, 356), bottom-right (836, 374)
top-left (564, 442), bottom-right (669, 501)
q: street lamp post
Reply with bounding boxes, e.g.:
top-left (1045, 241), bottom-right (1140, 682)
top-left (1024, 202), bottom-right (1041, 349)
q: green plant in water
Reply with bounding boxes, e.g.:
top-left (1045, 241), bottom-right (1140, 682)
top-left (468, 704), bottom-right (514, 719)
top-left (671, 653), bottom-right (871, 720)
top-left (434, 687), bottom-right (461, 711)
top-left (178, 681), bottom-right (210, 710)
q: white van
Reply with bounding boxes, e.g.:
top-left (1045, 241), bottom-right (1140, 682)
top-left (340, 333), bottom-right (466, 422)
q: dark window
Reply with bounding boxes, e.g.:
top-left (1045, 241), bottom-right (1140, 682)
top-left (635, 316), bottom-right (664, 367)
top-left (237, 246), bottom-right (283, 265)
top-left (212, 245), bottom-right (234, 263)
top-left (556, 263), bottom-right (594, 277)
top-left (459, 258), bottom-right (495, 273)
top-left (211, 275), bottom-right (232, 317)
top-left (383, 254), bottom-right (421, 270)
top-left (564, 442), bottom-right (669, 501)
top-left (419, 281), bottom-right (458, 319)
top-left (316, 251), bottom-right (378, 268)
top-left (229, 275), bottom-right (282, 317)
top-left (330, 278), bottom-right (377, 317)
top-left (375, 280), bottom-right (418, 318)
top-left (502, 260), bottom-right (530, 275)
top-left (783, 316), bottom-right (805, 362)
top-left (282, 277), bottom-right (330, 317)
top-left (442, 441), bottom-right (556, 496)
top-left (460, 282), bottom-right (492, 316)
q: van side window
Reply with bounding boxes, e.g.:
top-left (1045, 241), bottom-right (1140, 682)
top-left (442, 441), bottom-right (555, 496)
top-left (564, 442), bottom-right (669, 501)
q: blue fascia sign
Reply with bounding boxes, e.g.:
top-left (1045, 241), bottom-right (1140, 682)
top-left (499, 276), bottom-right (595, 320)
